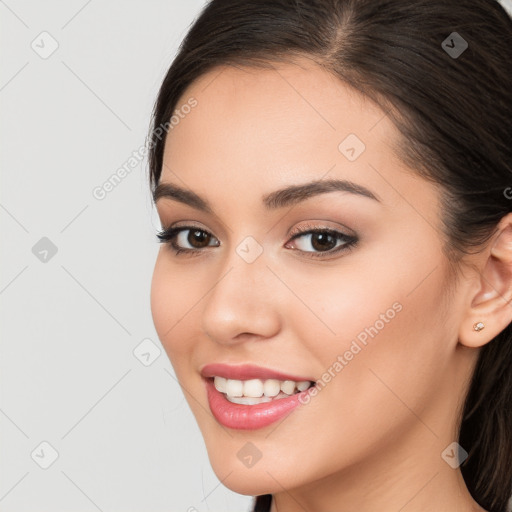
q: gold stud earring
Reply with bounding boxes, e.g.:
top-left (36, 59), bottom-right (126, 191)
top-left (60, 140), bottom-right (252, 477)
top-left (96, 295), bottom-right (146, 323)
top-left (473, 321), bottom-right (485, 332)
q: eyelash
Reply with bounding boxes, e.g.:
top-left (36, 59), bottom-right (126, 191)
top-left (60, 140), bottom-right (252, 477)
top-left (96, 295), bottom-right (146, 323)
top-left (156, 223), bottom-right (358, 260)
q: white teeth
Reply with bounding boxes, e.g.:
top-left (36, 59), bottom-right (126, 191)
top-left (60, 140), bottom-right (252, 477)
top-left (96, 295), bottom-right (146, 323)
top-left (214, 376), bottom-right (227, 393)
top-left (263, 379), bottom-right (281, 397)
top-left (280, 380), bottom-right (296, 395)
top-left (296, 381), bottom-right (311, 392)
top-left (225, 379), bottom-right (243, 397)
top-left (243, 379), bottom-right (264, 397)
top-left (213, 376), bottom-right (313, 399)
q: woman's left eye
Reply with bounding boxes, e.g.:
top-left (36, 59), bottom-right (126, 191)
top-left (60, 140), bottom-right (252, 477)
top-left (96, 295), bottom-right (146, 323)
top-left (285, 228), bottom-right (358, 258)
top-left (156, 225), bottom-right (358, 259)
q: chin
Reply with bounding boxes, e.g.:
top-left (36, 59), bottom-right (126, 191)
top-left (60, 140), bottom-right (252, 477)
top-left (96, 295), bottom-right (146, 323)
top-left (210, 465), bottom-right (280, 497)
top-left (206, 447), bottom-right (307, 496)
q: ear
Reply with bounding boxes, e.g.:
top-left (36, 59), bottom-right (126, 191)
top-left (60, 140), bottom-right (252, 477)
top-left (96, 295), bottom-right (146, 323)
top-left (458, 212), bottom-right (512, 348)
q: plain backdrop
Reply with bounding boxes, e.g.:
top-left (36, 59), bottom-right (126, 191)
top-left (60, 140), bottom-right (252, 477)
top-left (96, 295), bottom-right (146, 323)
top-left (1, 1), bottom-right (511, 511)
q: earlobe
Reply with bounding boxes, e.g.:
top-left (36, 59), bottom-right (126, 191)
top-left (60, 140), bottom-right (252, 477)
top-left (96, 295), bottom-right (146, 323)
top-left (458, 213), bottom-right (512, 348)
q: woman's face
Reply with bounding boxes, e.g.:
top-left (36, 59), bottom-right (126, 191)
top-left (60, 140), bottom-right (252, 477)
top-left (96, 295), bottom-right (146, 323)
top-left (150, 58), bottom-right (477, 497)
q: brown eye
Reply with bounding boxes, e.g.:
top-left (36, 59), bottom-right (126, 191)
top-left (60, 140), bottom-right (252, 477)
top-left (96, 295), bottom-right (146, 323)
top-left (156, 226), bottom-right (220, 253)
top-left (188, 229), bottom-right (212, 248)
top-left (285, 227), bottom-right (358, 259)
top-left (309, 232), bottom-right (337, 251)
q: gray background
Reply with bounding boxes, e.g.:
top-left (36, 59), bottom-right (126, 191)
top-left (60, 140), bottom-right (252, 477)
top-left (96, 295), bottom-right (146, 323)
top-left (1, 1), bottom-right (511, 511)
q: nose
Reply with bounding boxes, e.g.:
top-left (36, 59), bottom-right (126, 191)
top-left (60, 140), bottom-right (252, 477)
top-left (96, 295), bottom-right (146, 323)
top-left (200, 245), bottom-right (282, 345)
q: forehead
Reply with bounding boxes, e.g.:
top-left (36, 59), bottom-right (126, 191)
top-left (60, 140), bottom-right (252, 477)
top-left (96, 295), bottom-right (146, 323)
top-left (165, 58), bottom-right (393, 160)
top-left (159, 58), bottom-right (440, 227)
top-left (164, 59), bottom-right (399, 175)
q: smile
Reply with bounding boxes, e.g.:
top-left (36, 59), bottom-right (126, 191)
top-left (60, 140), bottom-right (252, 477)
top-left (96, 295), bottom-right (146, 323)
top-left (214, 376), bottom-right (314, 405)
top-left (200, 363), bottom-right (318, 429)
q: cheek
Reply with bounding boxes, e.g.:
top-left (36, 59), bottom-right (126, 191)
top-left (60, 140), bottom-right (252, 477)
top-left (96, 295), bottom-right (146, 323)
top-left (150, 256), bottom-right (171, 339)
top-left (150, 255), bottom-right (193, 359)
top-left (284, 238), bottom-right (451, 416)
top-left (310, 235), bottom-right (449, 353)
top-left (307, 253), bottom-right (451, 429)
top-left (275, 251), bottom-right (404, 361)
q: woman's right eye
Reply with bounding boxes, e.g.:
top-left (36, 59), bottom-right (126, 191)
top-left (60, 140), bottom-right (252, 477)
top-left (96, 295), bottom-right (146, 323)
top-left (156, 226), bottom-right (220, 256)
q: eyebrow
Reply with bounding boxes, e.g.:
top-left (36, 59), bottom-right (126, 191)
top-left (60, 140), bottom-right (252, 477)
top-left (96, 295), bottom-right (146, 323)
top-left (153, 178), bottom-right (380, 213)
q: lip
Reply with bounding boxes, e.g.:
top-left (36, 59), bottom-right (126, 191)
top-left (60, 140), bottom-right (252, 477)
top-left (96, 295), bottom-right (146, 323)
top-left (204, 378), bottom-right (316, 430)
top-left (200, 363), bottom-right (315, 382)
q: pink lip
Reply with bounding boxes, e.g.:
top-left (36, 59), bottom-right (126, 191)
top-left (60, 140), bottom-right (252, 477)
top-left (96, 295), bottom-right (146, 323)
top-left (200, 363), bottom-right (314, 382)
top-left (204, 378), bottom-right (316, 430)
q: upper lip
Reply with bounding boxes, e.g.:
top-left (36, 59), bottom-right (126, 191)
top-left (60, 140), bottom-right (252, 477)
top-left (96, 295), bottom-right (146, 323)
top-left (200, 363), bottom-right (314, 382)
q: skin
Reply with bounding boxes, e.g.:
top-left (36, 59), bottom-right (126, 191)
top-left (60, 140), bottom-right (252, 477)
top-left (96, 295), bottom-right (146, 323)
top-left (150, 57), bottom-right (512, 511)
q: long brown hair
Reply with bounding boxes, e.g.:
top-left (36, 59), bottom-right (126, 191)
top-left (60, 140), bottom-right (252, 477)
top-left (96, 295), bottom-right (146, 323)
top-left (147, 1), bottom-right (512, 510)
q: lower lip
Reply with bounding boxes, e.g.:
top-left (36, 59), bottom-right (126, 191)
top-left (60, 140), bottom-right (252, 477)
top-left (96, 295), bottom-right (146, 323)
top-left (205, 378), bottom-right (315, 430)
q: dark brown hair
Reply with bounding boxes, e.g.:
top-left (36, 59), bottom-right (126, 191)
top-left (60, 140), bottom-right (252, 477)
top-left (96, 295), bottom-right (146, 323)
top-left (147, 1), bottom-right (512, 510)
